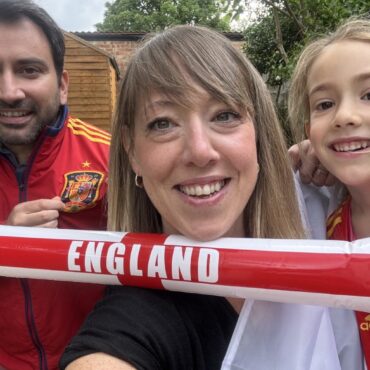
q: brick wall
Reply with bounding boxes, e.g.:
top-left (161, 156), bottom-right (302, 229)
top-left (88, 40), bottom-right (138, 74)
top-left (75, 32), bottom-right (244, 77)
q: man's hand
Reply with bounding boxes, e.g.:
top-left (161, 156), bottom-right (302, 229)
top-left (288, 140), bottom-right (336, 187)
top-left (6, 196), bottom-right (65, 228)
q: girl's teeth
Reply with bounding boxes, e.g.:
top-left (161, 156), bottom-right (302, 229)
top-left (334, 141), bottom-right (368, 152)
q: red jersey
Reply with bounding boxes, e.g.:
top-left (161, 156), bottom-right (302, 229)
top-left (327, 197), bottom-right (370, 369)
top-left (0, 106), bottom-right (109, 369)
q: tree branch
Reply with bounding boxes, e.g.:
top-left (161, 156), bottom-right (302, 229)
top-left (273, 7), bottom-right (288, 64)
top-left (282, 0), bottom-right (305, 35)
top-left (262, 0), bottom-right (290, 18)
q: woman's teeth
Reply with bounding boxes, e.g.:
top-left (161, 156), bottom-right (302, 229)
top-left (179, 180), bottom-right (225, 197)
top-left (333, 141), bottom-right (368, 152)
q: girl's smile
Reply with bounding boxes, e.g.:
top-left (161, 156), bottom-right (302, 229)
top-left (307, 40), bottom-right (370, 191)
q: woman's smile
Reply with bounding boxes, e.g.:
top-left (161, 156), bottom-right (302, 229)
top-left (177, 177), bottom-right (228, 197)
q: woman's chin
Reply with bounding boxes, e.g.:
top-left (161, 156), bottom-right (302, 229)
top-left (182, 226), bottom-right (232, 242)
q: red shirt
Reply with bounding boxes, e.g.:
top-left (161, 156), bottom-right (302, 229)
top-left (0, 106), bottom-right (110, 369)
top-left (327, 197), bottom-right (370, 369)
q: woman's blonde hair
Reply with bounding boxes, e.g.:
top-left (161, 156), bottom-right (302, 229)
top-left (289, 18), bottom-right (370, 142)
top-left (108, 25), bottom-right (305, 239)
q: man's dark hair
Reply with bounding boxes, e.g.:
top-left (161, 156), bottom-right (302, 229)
top-left (0, 0), bottom-right (65, 81)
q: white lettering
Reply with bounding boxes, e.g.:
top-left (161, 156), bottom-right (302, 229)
top-left (198, 249), bottom-right (219, 283)
top-left (106, 243), bottom-right (125, 274)
top-left (68, 240), bottom-right (83, 271)
top-left (148, 245), bottom-right (167, 278)
top-left (85, 242), bottom-right (105, 272)
top-left (172, 246), bottom-right (192, 280)
top-left (130, 244), bottom-right (143, 276)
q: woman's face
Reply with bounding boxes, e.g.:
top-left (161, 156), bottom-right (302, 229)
top-left (130, 87), bottom-right (259, 241)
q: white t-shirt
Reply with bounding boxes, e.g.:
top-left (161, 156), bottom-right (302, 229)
top-left (222, 177), bottom-right (364, 370)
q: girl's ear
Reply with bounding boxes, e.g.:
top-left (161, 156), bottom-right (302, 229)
top-left (304, 122), bottom-right (311, 139)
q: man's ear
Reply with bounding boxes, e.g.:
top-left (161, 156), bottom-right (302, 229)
top-left (304, 122), bottom-right (311, 139)
top-left (59, 70), bottom-right (69, 105)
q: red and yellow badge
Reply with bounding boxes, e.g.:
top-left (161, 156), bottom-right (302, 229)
top-left (61, 171), bottom-right (105, 213)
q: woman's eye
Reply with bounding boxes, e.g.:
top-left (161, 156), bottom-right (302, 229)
top-left (317, 101), bottom-right (333, 111)
top-left (214, 111), bottom-right (241, 123)
top-left (148, 118), bottom-right (173, 131)
top-left (361, 92), bottom-right (370, 101)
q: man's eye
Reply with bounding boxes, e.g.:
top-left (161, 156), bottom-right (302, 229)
top-left (361, 92), bottom-right (370, 101)
top-left (214, 111), bottom-right (241, 122)
top-left (21, 67), bottom-right (40, 76)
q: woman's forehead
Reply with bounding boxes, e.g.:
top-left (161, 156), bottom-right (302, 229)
top-left (136, 86), bottom-right (216, 117)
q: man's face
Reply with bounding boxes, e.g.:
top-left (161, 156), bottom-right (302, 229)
top-left (0, 18), bottom-right (68, 159)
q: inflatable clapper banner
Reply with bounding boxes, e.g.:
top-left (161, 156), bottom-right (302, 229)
top-left (0, 225), bottom-right (369, 311)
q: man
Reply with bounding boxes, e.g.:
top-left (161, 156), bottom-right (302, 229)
top-left (0, 0), bottom-right (109, 368)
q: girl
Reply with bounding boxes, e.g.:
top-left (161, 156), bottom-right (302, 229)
top-left (289, 18), bottom-right (370, 370)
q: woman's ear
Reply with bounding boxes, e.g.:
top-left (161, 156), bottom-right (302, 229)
top-left (122, 127), bottom-right (141, 175)
top-left (304, 122), bottom-right (311, 139)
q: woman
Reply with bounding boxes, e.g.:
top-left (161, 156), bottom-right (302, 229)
top-left (60, 25), bottom-right (305, 370)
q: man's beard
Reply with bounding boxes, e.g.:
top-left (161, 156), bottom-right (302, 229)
top-left (0, 93), bottom-right (61, 147)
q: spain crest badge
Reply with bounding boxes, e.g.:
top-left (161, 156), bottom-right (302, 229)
top-left (61, 171), bottom-right (104, 213)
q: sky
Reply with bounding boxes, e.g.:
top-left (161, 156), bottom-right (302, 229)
top-left (33, 0), bottom-right (258, 33)
top-left (34, 0), bottom-right (110, 32)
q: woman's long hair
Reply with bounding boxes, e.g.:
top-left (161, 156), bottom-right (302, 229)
top-left (109, 25), bottom-right (305, 239)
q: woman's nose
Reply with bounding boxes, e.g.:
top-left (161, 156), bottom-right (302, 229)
top-left (182, 119), bottom-right (220, 167)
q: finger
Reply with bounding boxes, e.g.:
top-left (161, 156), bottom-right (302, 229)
top-left (7, 209), bottom-right (60, 227)
top-left (15, 198), bottom-right (64, 214)
top-left (298, 141), bottom-right (322, 184)
top-left (299, 156), bottom-right (319, 184)
top-left (37, 219), bottom-right (59, 228)
top-left (324, 173), bottom-right (337, 187)
top-left (311, 166), bottom-right (329, 187)
top-left (51, 196), bottom-right (65, 210)
top-left (288, 144), bottom-right (301, 170)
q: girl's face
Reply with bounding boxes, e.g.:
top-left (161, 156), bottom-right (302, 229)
top-left (129, 87), bottom-right (259, 241)
top-left (307, 40), bottom-right (370, 192)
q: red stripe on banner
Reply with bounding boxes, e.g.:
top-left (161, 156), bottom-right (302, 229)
top-left (0, 236), bottom-right (70, 270)
top-left (214, 248), bottom-right (369, 296)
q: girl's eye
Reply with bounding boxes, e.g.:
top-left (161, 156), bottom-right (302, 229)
top-left (361, 92), bottom-right (370, 101)
top-left (147, 118), bottom-right (174, 131)
top-left (317, 101), bottom-right (333, 111)
top-left (214, 111), bottom-right (241, 123)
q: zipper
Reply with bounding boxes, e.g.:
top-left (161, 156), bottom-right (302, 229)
top-left (21, 279), bottom-right (48, 370)
top-left (14, 132), bottom-right (49, 370)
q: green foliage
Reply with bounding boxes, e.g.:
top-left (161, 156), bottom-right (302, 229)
top-left (243, 0), bottom-right (370, 135)
top-left (245, 0), bottom-right (369, 87)
top-left (97, 0), bottom-right (239, 32)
